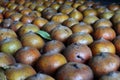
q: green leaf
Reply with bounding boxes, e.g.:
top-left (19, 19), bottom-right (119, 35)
top-left (36, 30), bottom-right (52, 40)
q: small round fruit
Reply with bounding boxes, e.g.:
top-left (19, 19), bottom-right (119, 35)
top-left (0, 28), bottom-right (17, 42)
top-left (93, 27), bottom-right (116, 41)
top-left (51, 25), bottom-right (72, 42)
top-left (83, 7), bottom-right (97, 16)
top-left (51, 13), bottom-right (69, 23)
top-left (63, 43), bottom-right (92, 63)
top-left (25, 73), bottom-right (55, 80)
top-left (0, 52), bottom-right (15, 68)
top-left (0, 38), bottom-right (22, 55)
top-left (99, 71), bottom-right (120, 80)
top-left (15, 46), bottom-right (41, 65)
top-left (90, 38), bottom-right (116, 56)
top-left (67, 32), bottom-right (93, 45)
top-left (56, 62), bottom-right (93, 80)
top-left (5, 63), bottom-right (36, 80)
top-left (89, 52), bottom-right (120, 77)
top-left (18, 23), bottom-right (39, 36)
top-left (20, 32), bottom-right (45, 50)
top-left (36, 52), bottom-right (67, 75)
top-left (43, 40), bottom-right (65, 53)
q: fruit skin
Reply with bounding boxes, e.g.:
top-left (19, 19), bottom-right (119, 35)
top-left (63, 43), bottom-right (92, 63)
top-left (67, 32), bottom-right (93, 45)
top-left (20, 32), bottom-right (45, 50)
top-left (51, 25), bottom-right (72, 42)
top-left (15, 46), bottom-right (41, 65)
top-left (25, 73), bottom-right (55, 80)
top-left (43, 40), bottom-right (65, 53)
top-left (99, 71), bottom-right (120, 80)
top-left (36, 52), bottom-right (67, 75)
top-left (56, 62), bottom-right (93, 80)
top-left (0, 52), bottom-right (15, 68)
top-left (0, 38), bottom-right (22, 55)
top-left (0, 28), bottom-right (17, 42)
top-left (90, 38), bottom-right (116, 56)
top-left (5, 63), bottom-right (36, 80)
top-left (89, 52), bottom-right (120, 77)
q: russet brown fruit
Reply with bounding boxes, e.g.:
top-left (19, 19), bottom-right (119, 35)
top-left (0, 52), bottom-right (15, 68)
top-left (26, 73), bottom-right (55, 80)
top-left (63, 43), bottom-right (92, 63)
top-left (43, 40), bottom-right (65, 53)
top-left (5, 63), bottom-right (36, 80)
top-left (89, 52), bottom-right (120, 77)
top-left (67, 32), bottom-right (93, 45)
top-left (90, 38), bottom-right (116, 56)
top-left (36, 52), bottom-right (67, 75)
top-left (51, 25), bottom-right (72, 42)
top-left (56, 62), bottom-right (93, 80)
top-left (20, 32), bottom-right (45, 50)
top-left (15, 46), bottom-right (41, 65)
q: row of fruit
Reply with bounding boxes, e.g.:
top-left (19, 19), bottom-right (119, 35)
top-left (0, 0), bottom-right (120, 80)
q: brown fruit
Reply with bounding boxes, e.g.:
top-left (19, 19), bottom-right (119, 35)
top-left (112, 13), bottom-right (120, 24)
top-left (77, 4), bottom-right (87, 12)
top-left (20, 32), bottom-right (44, 50)
top-left (89, 52), bottom-right (120, 77)
top-left (10, 21), bottom-right (23, 32)
top-left (20, 8), bottom-right (32, 15)
top-left (51, 13), bottom-right (69, 23)
top-left (69, 9), bottom-right (83, 21)
top-left (71, 22), bottom-right (93, 34)
top-left (99, 71), bottom-right (120, 80)
top-left (56, 62), bottom-right (93, 80)
top-left (41, 21), bottom-right (59, 33)
top-left (62, 18), bottom-right (79, 28)
top-left (26, 73), bottom-right (55, 80)
top-left (93, 27), bottom-right (116, 41)
top-left (114, 22), bottom-right (120, 35)
top-left (94, 18), bottom-right (112, 29)
top-left (36, 52), bottom-right (67, 75)
top-left (108, 3), bottom-right (119, 11)
top-left (90, 38), bottom-right (116, 56)
top-left (42, 7), bottom-right (57, 20)
top-left (2, 18), bottom-right (13, 28)
top-left (83, 15), bottom-right (99, 24)
top-left (10, 13), bottom-right (23, 21)
top-left (67, 32), bottom-right (93, 45)
top-left (59, 5), bottom-right (73, 14)
top-left (113, 35), bottom-right (120, 56)
top-left (18, 23), bottom-right (39, 36)
top-left (43, 40), bottom-right (65, 53)
top-left (15, 46), bottom-right (41, 65)
top-left (51, 25), bottom-right (72, 42)
top-left (50, 2), bottom-right (60, 10)
top-left (63, 43), bottom-right (92, 63)
top-left (0, 28), bottom-right (17, 41)
top-left (0, 52), bottom-right (15, 68)
top-left (33, 17), bottom-right (48, 29)
top-left (83, 7), bottom-right (97, 16)
top-left (20, 15), bottom-right (34, 24)
top-left (0, 38), bottom-right (22, 55)
top-left (5, 63), bottom-right (36, 80)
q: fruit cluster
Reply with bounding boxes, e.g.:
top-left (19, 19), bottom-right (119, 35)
top-left (0, 0), bottom-right (120, 80)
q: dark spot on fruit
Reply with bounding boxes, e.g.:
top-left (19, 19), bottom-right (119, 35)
top-left (72, 63), bottom-right (79, 69)
top-left (76, 55), bottom-right (84, 61)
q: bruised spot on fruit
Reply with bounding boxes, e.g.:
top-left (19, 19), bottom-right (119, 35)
top-left (72, 63), bottom-right (79, 69)
top-left (76, 54), bottom-right (84, 61)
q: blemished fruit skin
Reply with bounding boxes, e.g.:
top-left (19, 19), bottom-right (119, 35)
top-left (56, 62), bottom-right (94, 80)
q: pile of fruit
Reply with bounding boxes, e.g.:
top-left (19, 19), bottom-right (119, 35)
top-left (0, 0), bottom-right (120, 80)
